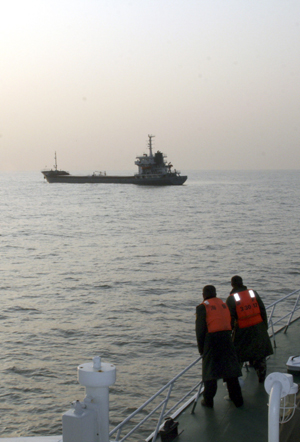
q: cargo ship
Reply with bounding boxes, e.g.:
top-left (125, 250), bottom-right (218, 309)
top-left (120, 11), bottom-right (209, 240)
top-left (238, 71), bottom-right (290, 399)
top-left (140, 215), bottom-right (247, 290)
top-left (41, 135), bottom-right (187, 186)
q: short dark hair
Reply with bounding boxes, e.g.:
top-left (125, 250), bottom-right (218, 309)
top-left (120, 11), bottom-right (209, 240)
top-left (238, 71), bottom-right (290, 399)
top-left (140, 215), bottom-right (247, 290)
top-left (203, 285), bottom-right (217, 299)
top-left (231, 275), bottom-right (243, 287)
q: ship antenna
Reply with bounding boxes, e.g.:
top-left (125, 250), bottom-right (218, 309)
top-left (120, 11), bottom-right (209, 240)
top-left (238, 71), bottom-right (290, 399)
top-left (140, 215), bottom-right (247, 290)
top-left (148, 134), bottom-right (155, 158)
top-left (54, 152), bottom-right (58, 171)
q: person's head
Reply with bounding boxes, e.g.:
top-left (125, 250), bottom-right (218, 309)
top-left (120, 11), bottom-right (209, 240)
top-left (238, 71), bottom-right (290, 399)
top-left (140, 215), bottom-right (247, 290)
top-left (231, 275), bottom-right (243, 288)
top-left (202, 285), bottom-right (217, 300)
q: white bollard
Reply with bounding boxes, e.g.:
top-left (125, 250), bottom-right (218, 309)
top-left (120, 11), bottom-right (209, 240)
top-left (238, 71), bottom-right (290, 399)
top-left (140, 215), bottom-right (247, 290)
top-left (63, 356), bottom-right (116, 442)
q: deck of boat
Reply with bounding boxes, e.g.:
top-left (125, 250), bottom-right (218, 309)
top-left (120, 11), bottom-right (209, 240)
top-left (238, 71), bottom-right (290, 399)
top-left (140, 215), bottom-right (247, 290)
top-left (173, 319), bottom-right (300, 442)
top-left (1, 320), bottom-right (299, 442)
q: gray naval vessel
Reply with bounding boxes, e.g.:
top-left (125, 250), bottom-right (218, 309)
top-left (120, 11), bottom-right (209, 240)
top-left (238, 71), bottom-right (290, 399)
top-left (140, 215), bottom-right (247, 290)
top-left (41, 135), bottom-right (187, 185)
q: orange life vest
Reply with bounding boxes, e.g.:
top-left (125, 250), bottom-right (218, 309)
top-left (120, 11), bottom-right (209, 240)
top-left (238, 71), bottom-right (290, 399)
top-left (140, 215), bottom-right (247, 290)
top-left (231, 289), bottom-right (263, 329)
top-left (203, 297), bottom-right (232, 333)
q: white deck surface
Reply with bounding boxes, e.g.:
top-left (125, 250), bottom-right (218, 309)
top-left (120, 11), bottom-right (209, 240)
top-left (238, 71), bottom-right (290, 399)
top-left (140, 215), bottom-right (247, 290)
top-left (0, 438), bottom-right (62, 441)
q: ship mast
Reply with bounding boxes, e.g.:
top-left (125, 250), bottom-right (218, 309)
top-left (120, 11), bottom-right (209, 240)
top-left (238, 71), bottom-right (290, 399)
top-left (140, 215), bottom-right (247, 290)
top-left (54, 152), bottom-right (58, 171)
top-left (148, 134), bottom-right (155, 158)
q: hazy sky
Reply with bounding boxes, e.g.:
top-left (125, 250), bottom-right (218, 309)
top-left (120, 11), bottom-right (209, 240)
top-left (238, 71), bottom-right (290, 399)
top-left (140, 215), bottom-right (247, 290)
top-left (1, 0), bottom-right (300, 171)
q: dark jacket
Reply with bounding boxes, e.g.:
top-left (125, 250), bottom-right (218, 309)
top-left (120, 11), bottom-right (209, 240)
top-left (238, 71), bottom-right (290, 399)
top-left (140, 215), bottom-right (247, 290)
top-left (195, 301), bottom-right (242, 382)
top-left (226, 285), bottom-right (273, 362)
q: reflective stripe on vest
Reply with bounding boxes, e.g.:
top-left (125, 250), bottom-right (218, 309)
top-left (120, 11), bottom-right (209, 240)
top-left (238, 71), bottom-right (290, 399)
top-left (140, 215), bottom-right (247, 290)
top-left (231, 289), bottom-right (263, 329)
top-left (203, 297), bottom-right (232, 333)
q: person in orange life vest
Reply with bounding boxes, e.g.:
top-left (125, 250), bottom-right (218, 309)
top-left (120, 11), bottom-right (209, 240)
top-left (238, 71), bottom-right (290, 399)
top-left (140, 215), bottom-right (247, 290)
top-left (226, 275), bottom-right (273, 383)
top-left (195, 285), bottom-right (243, 408)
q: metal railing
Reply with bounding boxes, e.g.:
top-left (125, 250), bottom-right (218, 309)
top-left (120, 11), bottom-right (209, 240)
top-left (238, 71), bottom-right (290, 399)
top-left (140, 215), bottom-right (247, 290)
top-left (266, 288), bottom-right (300, 347)
top-left (109, 288), bottom-right (300, 442)
top-left (109, 356), bottom-right (202, 442)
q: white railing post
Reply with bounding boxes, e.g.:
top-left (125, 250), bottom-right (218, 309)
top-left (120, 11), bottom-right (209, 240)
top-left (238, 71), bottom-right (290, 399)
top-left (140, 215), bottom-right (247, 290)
top-left (265, 372), bottom-right (298, 442)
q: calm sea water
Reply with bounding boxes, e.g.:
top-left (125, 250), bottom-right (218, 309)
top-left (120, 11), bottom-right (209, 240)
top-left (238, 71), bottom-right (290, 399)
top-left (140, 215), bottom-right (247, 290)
top-left (1, 170), bottom-right (300, 437)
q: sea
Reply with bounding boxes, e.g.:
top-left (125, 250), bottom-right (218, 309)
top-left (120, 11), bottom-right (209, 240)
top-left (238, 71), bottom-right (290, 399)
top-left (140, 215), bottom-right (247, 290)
top-left (1, 170), bottom-right (300, 438)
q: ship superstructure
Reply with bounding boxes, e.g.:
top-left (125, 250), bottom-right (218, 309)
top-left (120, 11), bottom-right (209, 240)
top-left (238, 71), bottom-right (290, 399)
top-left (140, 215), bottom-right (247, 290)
top-left (135, 135), bottom-right (174, 176)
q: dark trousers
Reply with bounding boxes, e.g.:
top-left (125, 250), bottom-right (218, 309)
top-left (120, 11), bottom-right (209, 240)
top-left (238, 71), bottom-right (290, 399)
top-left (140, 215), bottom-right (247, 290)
top-left (248, 358), bottom-right (267, 382)
top-left (203, 377), bottom-right (243, 407)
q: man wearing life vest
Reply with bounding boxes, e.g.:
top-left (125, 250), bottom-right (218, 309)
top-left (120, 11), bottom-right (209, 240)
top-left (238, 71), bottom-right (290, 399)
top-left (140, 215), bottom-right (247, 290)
top-left (195, 285), bottom-right (243, 408)
top-left (226, 275), bottom-right (273, 383)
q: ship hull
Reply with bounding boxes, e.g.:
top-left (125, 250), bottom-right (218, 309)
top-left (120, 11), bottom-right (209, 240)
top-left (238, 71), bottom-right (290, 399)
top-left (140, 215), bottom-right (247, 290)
top-left (42, 172), bottom-right (187, 186)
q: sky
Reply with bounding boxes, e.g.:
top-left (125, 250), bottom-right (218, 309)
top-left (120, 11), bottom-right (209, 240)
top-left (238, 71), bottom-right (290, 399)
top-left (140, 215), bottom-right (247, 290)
top-left (1, 0), bottom-right (300, 171)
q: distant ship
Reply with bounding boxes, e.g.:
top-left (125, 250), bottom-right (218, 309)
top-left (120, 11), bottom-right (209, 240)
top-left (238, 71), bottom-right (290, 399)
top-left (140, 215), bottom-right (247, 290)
top-left (41, 135), bottom-right (187, 186)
